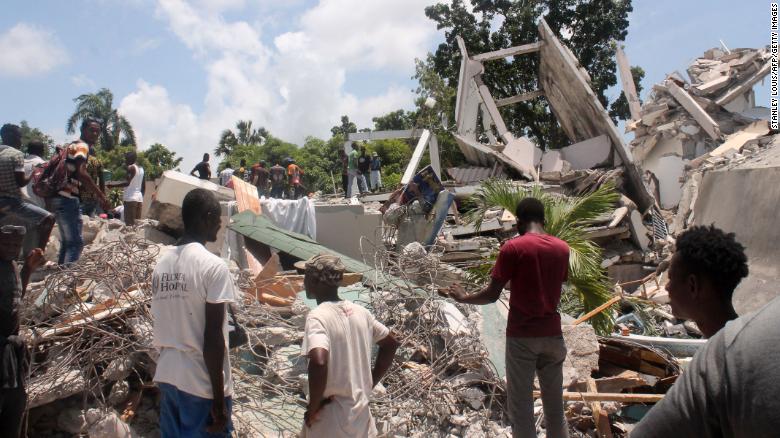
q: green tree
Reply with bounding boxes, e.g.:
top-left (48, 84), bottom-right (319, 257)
top-left (143, 143), bottom-right (183, 179)
top-left (330, 115), bottom-right (358, 138)
top-left (96, 145), bottom-right (148, 181)
top-left (66, 88), bottom-right (136, 151)
top-left (372, 110), bottom-right (417, 131)
top-left (609, 64), bottom-right (645, 122)
top-left (424, 0), bottom-right (633, 150)
top-left (293, 136), bottom-right (344, 194)
top-left (412, 56), bottom-right (466, 170)
top-left (465, 180), bottom-right (620, 335)
top-left (215, 120), bottom-right (268, 157)
top-left (18, 121), bottom-right (54, 158)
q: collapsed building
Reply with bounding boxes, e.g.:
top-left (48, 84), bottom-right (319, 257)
top-left (18, 17), bottom-right (777, 438)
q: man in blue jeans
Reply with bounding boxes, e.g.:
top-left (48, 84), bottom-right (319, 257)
top-left (52, 119), bottom-right (110, 265)
top-left (152, 189), bottom-right (236, 437)
top-left (0, 123), bottom-right (55, 253)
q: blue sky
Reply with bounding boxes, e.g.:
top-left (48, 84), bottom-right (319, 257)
top-left (0, 0), bottom-right (770, 171)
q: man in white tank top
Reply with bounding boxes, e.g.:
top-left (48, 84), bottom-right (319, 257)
top-left (109, 151), bottom-right (145, 226)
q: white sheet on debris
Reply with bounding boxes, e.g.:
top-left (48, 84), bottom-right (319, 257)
top-left (259, 197), bottom-right (317, 240)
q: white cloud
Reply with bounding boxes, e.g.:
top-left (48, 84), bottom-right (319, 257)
top-left (132, 37), bottom-right (162, 55)
top-left (71, 73), bottom-right (97, 89)
top-left (119, 79), bottom-right (201, 166)
top-left (0, 23), bottom-right (68, 77)
top-left (126, 0), bottom-right (437, 170)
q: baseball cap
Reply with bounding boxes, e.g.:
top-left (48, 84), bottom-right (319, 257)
top-left (67, 141), bottom-right (89, 161)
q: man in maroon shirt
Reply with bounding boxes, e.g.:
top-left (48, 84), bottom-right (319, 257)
top-left (439, 197), bottom-right (570, 438)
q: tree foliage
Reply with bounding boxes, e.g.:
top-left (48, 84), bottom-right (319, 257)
top-left (330, 115), bottom-right (358, 138)
top-left (609, 64), bottom-right (645, 122)
top-left (96, 143), bottom-right (182, 182)
top-left (215, 120), bottom-right (268, 157)
top-left (424, 0), bottom-right (634, 150)
top-left (144, 143), bottom-right (184, 179)
top-left (465, 180), bottom-right (620, 335)
top-left (372, 110), bottom-right (417, 131)
top-left (19, 121), bottom-right (54, 158)
top-left (66, 88), bottom-right (136, 151)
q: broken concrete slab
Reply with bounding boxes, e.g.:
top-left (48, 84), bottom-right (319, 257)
top-left (560, 135), bottom-right (611, 170)
top-left (540, 150), bottom-right (564, 172)
top-left (562, 324), bottom-right (600, 387)
top-left (666, 81), bottom-right (722, 140)
top-left (709, 120), bottom-right (770, 157)
top-left (627, 210), bottom-right (650, 250)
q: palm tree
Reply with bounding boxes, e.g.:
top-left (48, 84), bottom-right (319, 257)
top-left (215, 120), bottom-right (267, 157)
top-left (465, 180), bottom-right (620, 335)
top-left (66, 88), bottom-right (136, 151)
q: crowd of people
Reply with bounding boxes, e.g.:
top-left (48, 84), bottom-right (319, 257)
top-left (0, 118), bottom-right (151, 437)
top-left (193, 153), bottom-right (309, 200)
top-left (340, 142), bottom-right (383, 198)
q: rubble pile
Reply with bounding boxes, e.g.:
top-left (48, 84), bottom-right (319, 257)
top-left (629, 46), bottom-right (771, 210)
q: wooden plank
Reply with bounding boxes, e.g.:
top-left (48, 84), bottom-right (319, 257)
top-left (666, 81), bottom-right (721, 140)
top-left (716, 61), bottom-right (771, 105)
top-left (534, 391), bottom-right (664, 403)
top-left (588, 378), bottom-right (614, 438)
top-left (472, 41), bottom-right (542, 62)
top-left (231, 175), bottom-right (264, 276)
top-left (615, 45), bottom-right (641, 121)
top-left (428, 134), bottom-right (441, 179)
top-left (496, 90), bottom-right (544, 107)
top-left (573, 295), bottom-right (622, 325)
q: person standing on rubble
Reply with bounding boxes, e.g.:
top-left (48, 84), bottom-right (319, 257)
top-left (269, 162), bottom-right (286, 198)
top-left (251, 160), bottom-right (269, 197)
top-left (152, 188), bottom-right (237, 437)
top-left (338, 150), bottom-right (349, 197)
top-left (357, 146), bottom-right (370, 194)
top-left (190, 153), bottom-right (212, 180)
top-left (369, 151), bottom-right (382, 192)
top-left (301, 254), bottom-right (399, 437)
top-left (0, 124), bottom-right (55, 254)
top-left (287, 158), bottom-right (305, 199)
top-left (53, 120), bottom-right (110, 266)
top-left (631, 228), bottom-right (780, 438)
top-left (218, 162), bottom-right (234, 186)
top-left (439, 197), bottom-right (570, 438)
top-left (346, 143), bottom-right (360, 197)
top-left (107, 151), bottom-right (145, 226)
top-left (0, 225), bottom-right (45, 438)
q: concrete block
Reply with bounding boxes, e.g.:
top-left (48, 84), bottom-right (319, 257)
top-left (314, 204), bottom-right (383, 261)
top-left (560, 135), bottom-right (611, 170)
top-left (540, 150), bottom-right (564, 172)
top-left (148, 171), bottom-right (234, 236)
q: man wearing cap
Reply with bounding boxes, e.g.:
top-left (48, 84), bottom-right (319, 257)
top-left (53, 119), bottom-right (110, 265)
top-left (0, 225), bottom-right (45, 437)
top-left (301, 254), bottom-right (399, 437)
top-left (369, 152), bottom-right (382, 192)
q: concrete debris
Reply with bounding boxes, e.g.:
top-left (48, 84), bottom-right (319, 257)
top-left (27, 36), bottom-right (777, 438)
top-left (631, 46), bottom-right (770, 209)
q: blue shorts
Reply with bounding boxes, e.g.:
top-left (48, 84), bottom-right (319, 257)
top-left (158, 383), bottom-right (234, 438)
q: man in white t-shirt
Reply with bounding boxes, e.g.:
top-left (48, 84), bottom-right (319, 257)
top-left (218, 162), bottom-right (234, 187)
top-left (301, 254), bottom-right (399, 437)
top-left (107, 151), bottom-right (144, 226)
top-left (151, 188), bottom-right (237, 437)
